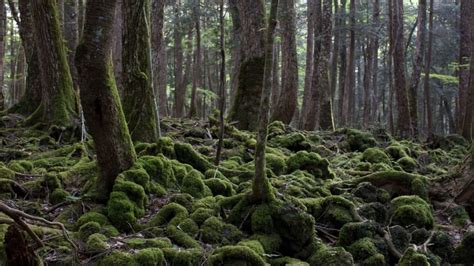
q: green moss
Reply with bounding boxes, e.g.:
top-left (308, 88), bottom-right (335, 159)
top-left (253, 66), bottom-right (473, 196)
top-left (452, 231), bottom-right (474, 264)
top-left (76, 212), bottom-right (110, 229)
top-left (201, 216), bottom-right (243, 245)
top-left (148, 202), bottom-right (188, 227)
top-left (174, 142), bottom-right (212, 172)
top-left (113, 179), bottom-right (147, 216)
top-left (286, 151), bottom-right (335, 179)
top-left (399, 247), bottom-right (429, 266)
top-left (0, 167), bottom-right (15, 179)
top-left (270, 132), bottom-right (310, 152)
top-left (267, 120), bottom-right (286, 138)
top-left (210, 245), bottom-right (266, 266)
top-left (338, 222), bottom-right (380, 247)
top-left (0, 224), bottom-right (9, 262)
top-left (391, 196), bottom-right (434, 229)
top-left (177, 218), bottom-right (199, 236)
top-left (265, 153), bottom-right (287, 176)
top-left (86, 233), bottom-right (108, 252)
top-left (49, 188), bottom-right (70, 204)
top-left (362, 148), bottom-right (390, 164)
top-left (397, 156), bottom-right (418, 172)
top-left (78, 221), bottom-right (101, 240)
top-left (358, 202), bottom-right (388, 224)
top-left (352, 182), bottom-right (390, 203)
top-left (134, 248), bottom-right (164, 266)
top-left (308, 246), bottom-right (354, 266)
top-left (448, 205), bottom-right (470, 227)
top-left (138, 155), bottom-right (176, 188)
top-left (124, 237), bottom-right (172, 249)
top-left (8, 160), bottom-right (33, 173)
top-left (251, 204), bottom-right (273, 234)
top-left (99, 251), bottom-right (138, 266)
top-left (237, 239), bottom-right (265, 255)
top-left (313, 196), bottom-right (359, 229)
top-left (165, 224), bottom-right (200, 248)
top-left (107, 191), bottom-right (138, 232)
top-left (361, 254), bottom-right (386, 266)
top-left (162, 248), bottom-right (202, 266)
top-left (428, 231), bottom-right (454, 261)
top-left (270, 257), bottom-right (309, 266)
top-left (340, 128), bottom-right (377, 152)
top-left (121, 168), bottom-right (150, 192)
top-left (181, 170), bottom-right (212, 198)
top-left (386, 145), bottom-right (409, 160)
top-left (204, 178), bottom-right (235, 196)
top-left (347, 237), bottom-right (380, 262)
top-left (250, 233), bottom-right (282, 254)
top-left (42, 174), bottom-right (62, 190)
top-left (190, 208), bottom-right (215, 225)
top-left (169, 193), bottom-right (194, 210)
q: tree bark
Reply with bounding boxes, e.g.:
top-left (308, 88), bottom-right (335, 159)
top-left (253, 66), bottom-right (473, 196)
top-left (122, 0), bottom-right (158, 142)
top-left (173, 0), bottom-right (185, 118)
top-left (188, 0), bottom-right (201, 118)
top-left (151, 0), bottom-right (167, 117)
top-left (76, 0), bottom-right (136, 199)
top-left (370, 0), bottom-right (380, 122)
top-left (0, 0), bottom-right (5, 110)
top-left (63, 0), bottom-right (79, 92)
top-left (29, 0), bottom-right (76, 126)
top-left (462, 0), bottom-right (474, 139)
top-left (215, 0), bottom-right (225, 166)
top-left (112, 0), bottom-right (123, 94)
top-left (300, 0), bottom-right (316, 128)
top-left (458, 0), bottom-right (470, 132)
top-left (270, 42), bottom-right (280, 114)
top-left (228, 0), bottom-right (266, 131)
top-left (341, 0), bottom-right (355, 126)
top-left (391, 0), bottom-right (412, 138)
top-left (337, 0), bottom-right (347, 126)
top-left (423, 0), bottom-right (434, 136)
top-left (228, 0), bottom-right (241, 107)
top-left (253, 0), bottom-right (278, 203)
top-left (272, 0), bottom-right (298, 124)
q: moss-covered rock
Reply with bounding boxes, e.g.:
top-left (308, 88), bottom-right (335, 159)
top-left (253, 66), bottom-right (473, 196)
top-left (86, 233), bottom-right (108, 252)
top-left (308, 246), bottom-right (354, 266)
top-left (358, 202), bottom-right (388, 224)
top-left (286, 151), bottom-right (335, 179)
top-left (162, 248), bottom-right (202, 265)
top-left (391, 196), bottom-right (434, 229)
top-left (352, 182), bottom-right (390, 203)
top-left (78, 221), bottom-right (101, 240)
top-left (428, 231), bottom-right (454, 261)
top-left (181, 170), bottom-right (212, 198)
top-left (399, 247), bottom-right (429, 266)
top-left (99, 251), bottom-right (137, 266)
top-left (190, 207), bottom-right (215, 225)
top-left (452, 231), bottom-right (474, 264)
top-left (76, 211), bottom-right (110, 229)
top-left (313, 196), bottom-right (360, 229)
top-left (204, 178), bottom-right (234, 196)
top-left (386, 145), bottom-right (409, 160)
top-left (397, 156), bottom-right (418, 173)
top-left (107, 191), bottom-right (138, 232)
top-left (49, 188), bottom-right (70, 204)
top-left (361, 254), bottom-right (386, 266)
top-left (201, 216), bottom-right (243, 245)
top-left (270, 132), bottom-right (311, 152)
top-left (340, 128), bottom-right (377, 152)
top-left (266, 153), bottom-right (287, 176)
top-left (362, 148), bottom-right (390, 164)
top-left (148, 202), bottom-right (188, 227)
top-left (0, 167), bottom-right (15, 179)
top-left (209, 245), bottom-right (266, 266)
top-left (174, 142), bottom-right (212, 172)
top-left (138, 155), bottom-right (176, 188)
top-left (134, 248), bottom-right (164, 266)
top-left (347, 237), bottom-right (380, 262)
top-left (124, 237), bottom-right (172, 249)
top-left (338, 222), bottom-right (381, 247)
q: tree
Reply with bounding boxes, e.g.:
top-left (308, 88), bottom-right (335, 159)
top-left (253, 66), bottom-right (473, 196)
top-left (188, 0), bottom-right (201, 118)
top-left (337, 0), bottom-right (347, 125)
top-left (300, 0), bottom-right (316, 129)
top-left (215, 0), bottom-right (225, 166)
top-left (460, 0), bottom-right (471, 137)
top-left (173, 0), bottom-right (185, 118)
top-left (391, 0), bottom-right (411, 138)
top-left (151, 0), bottom-right (167, 117)
top-left (63, 0), bottom-right (79, 91)
top-left (423, 0), bottom-right (434, 136)
top-left (76, 0), bottom-right (136, 199)
top-left (253, 0), bottom-right (278, 203)
top-left (408, 0), bottom-right (427, 137)
top-left (122, 0), bottom-right (158, 142)
top-left (318, 0), bottom-right (335, 130)
top-left (29, 0), bottom-right (76, 126)
top-left (0, 0), bottom-right (5, 110)
top-left (272, 0), bottom-right (298, 124)
top-left (370, 0), bottom-right (380, 122)
top-left (228, 0), bottom-right (266, 131)
top-left (341, 0), bottom-right (356, 126)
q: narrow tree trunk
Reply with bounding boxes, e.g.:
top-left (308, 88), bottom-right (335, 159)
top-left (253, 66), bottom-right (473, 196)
top-left (458, 0), bottom-right (470, 132)
top-left (76, 0), bottom-right (136, 199)
top-left (0, 0), bottom-right (5, 110)
top-left (63, 0), bottom-right (79, 94)
top-left (112, 0), bottom-right (123, 94)
top-left (300, 0), bottom-right (316, 128)
top-left (151, 0), bottom-right (167, 117)
top-left (341, 0), bottom-right (355, 126)
top-left (228, 0), bottom-right (266, 131)
top-left (253, 0), bottom-right (278, 203)
top-left (14, 47), bottom-right (25, 103)
top-left (122, 0), bottom-right (158, 142)
top-left (337, 0), bottom-right (347, 126)
top-left (362, 36), bottom-right (373, 127)
top-left (215, 0), bottom-right (226, 166)
top-left (29, 0), bottom-right (76, 126)
top-left (228, 0), bottom-right (241, 107)
top-left (370, 0), bottom-right (380, 122)
top-left (189, 0), bottom-right (201, 118)
top-left (329, 0), bottom-right (339, 102)
top-left (391, 0), bottom-right (412, 138)
top-left (423, 0), bottom-right (434, 136)
top-left (462, 0), bottom-right (474, 139)
top-left (272, 0), bottom-right (298, 124)
top-left (270, 42), bottom-right (280, 113)
top-left (9, 18), bottom-right (16, 106)
top-left (173, 0), bottom-right (185, 117)
top-left (78, 0), bottom-right (84, 38)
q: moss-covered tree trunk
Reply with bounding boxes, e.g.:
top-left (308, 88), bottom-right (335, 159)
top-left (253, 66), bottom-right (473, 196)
top-left (76, 0), bottom-right (136, 199)
top-left (122, 0), bottom-right (158, 142)
top-left (151, 0), bottom-right (168, 117)
top-left (228, 0), bottom-right (266, 131)
top-left (252, 0), bottom-right (278, 203)
top-left (29, 0), bottom-right (76, 126)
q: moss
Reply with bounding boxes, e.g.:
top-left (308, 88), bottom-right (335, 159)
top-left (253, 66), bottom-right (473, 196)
top-left (148, 202), bottom-right (188, 227)
top-left (86, 233), bottom-right (108, 252)
top-left (361, 254), bottom-right (386, 266)
top-left (428, 231), bottom-right (453, 261)
top-left (0, 224), bottom-right (9, 262)
top-left (237, 239), bottom-right (265, 255)
top-left (391, 196), bottom-right (434, 229)
top-left (78, 221), bottom-right (101, 240)
top-left (251, 204), bottom-right (273, 234)
top-left (174, 142), bottom-right (212, 172)
top-left (452, 231), bottom-right (474, 264)
top-left (210, 245), bottom-right (266, 266)
top-left (338, 222), bottom-right (381, 247)
top-left (166, 224), bottom-right (200, 248)
top-left (134, 248), bottom-right (164, 266)
top-left (121, 168), bottom-right (150, 192)
top-left (49, 188), bottom-right (70, 204)
top-left (181, 170), bottom-right (212, 198)
top-left (201, 216), bottom-right (243, 245)
top-left (358, 202), bottom-right (388, 224)
top-left (8, 160), bottom-right (33, 173)
top-left (362, 148), bottom-right (391, 164)
top-left (348, 237), bottom-right (380, 261)
top-left (138, 155), bottom-right (176, 188)
top-left (42, 174), bottom-right (62, 190)
top-left (162, 248), bottom-right (202, 266)
top-left (265, 153), bottom-right (287, 176)
top-left (204, 178), bottom-right (235, 196)
top-left (352, 182), bottom-right (390, 203)
top-left (113, 179), bottom-right (147, 216)
top-left (308, 246), bottom-right (354, 266)
top-left (124, 237), bottom-right (172, 249)
top-left (397, 156), bottom-right (418, 173)
top-left (156, 136), bottom-right (176, 158)
top-left (76, 211), bottom-right (109, 229)
top-left (399, 247), bottom-right (429, 266)
top-left (286, 151), bottom-right (335, 179)
top-left (386, 145), bottom-right (409, 160)
top-left (190, 208), bottom-right (215, 225)
top-left (340, 128), bottom-right (377, 152)
top-left (267, 120), bottom-right (286, 138)
top-left (177, 218), bottom-right (199, 236)
top-left (0, 167), bottom-right (15, 179)
top-left (107, 191), bottom-right (138, 232)
top-left (389, 225), bottom-right (410, 252)
top-left (313, 196), bottom-right (359, 229)
top-left (270, 132), bottom-right (310, 152)
top-left (448, 205), bottom-right (470, 227)
top-left (99, 251), bottom-right (138, 266)
top-left (270, 257), bottom-right (309, 266)
top-left (102, 225), bottom-right (120, 237)
top-left (250, 233), bottom-right (281, 254)
top-left (169, 193), bottom-right (194, 210)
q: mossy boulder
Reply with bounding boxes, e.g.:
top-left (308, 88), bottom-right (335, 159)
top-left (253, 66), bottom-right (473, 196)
top-left (201, 216), bottom-right (243, 245)
top-left (266, 153), bottom-right (287, 176)
top-left (76, 211), bottom-right (110, 229)
top-left (209, 245), bottom-right (266, 266)
top-left (338, 222), bottom-right (381, 247)
top-left (386, 145), bottom-right (409, 160)
top-left (99, 251), bottom-right (137, 266)
top-left (452, 231), bottom-right (474, 264)
top-left (362, 148), bottom-right (390, 164)
top-left (162, 248), bottom-right (202, 266)
top-left (174, 142), bottom-right (212, 172)
top-left (270, 132), bottom-right (311, 152)
top-left (358, 202), bottom-right (388, 224)
top-left (286, 151), bottom-right (335, 179)
top-left (397, 156), bottom-right (418, 173)
top-left (78, 221), bottom-right (101, 240)
top-left (352, 182), bottom-right (390, 203)
top-left (190, 207), bottom-right (215, 225)
top-left (428, 231), bottom-right (454, 261)
top-left (86, 233), bottom-right (108, 252)
top-left (340, 128), bottom-right (377, 152)
top-left (134, 248), bottom-right (164, 266)
top-left (124, 237), bottom-right (172, 249)
top-left (107, 191), bottom-right (139, 232)
top-left (138, 155), bottom-right (176, 188)
top-left (313, 196), bottom-right (360, 229)
top-left (204, 178), bottom-right (234, 196)
top-left (148, 202), bottom-right (188, 227)
top-left (49, 188), bottom-right (70, 204)
top-left (308, 246), bottom-right (354, 266)
top-left (0, 167), bottom-right (15, 179)
top-left (391, 196), bottom-right (434, 229)
top-left (399, 247), bottom-right (429, 266)
top-left (348, 237), bottom-right (381, 262)
top-left (181, 170), bottom-right (212, 198)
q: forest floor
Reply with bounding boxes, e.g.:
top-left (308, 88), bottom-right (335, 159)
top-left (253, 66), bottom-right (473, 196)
top-left (0, 113), bottom-right (473, 265)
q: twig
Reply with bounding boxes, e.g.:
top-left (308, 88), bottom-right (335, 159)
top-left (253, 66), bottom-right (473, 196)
top-left (383, 227), bottom-right (402, 259)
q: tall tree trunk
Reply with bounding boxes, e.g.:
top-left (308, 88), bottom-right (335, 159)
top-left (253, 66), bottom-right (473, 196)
top-left (78, 0), bottom-right (84, 38)
top-left (272, 0), bottom-right (298, 124)
top-left (300, 0), bottom-right (316, 128)
top-left (63, 0), bottom-right (79, 93)
top-left (370, 0), bottom-right (380, 122)
top-left (0, 0), bottom-right (5, 110)
top-left (189, 0), bottom-right (201, 118)
top-left (318, 0), bottom-right (334, 130)
top-left (423, 0), bottom-right (434, 136)
top-left (330, 0), bottom-right (339, 102)
top-left (408, 0), bottom-right (427, 137)
top-left (29, 0), bottom-right (76, 126)
top-left (112, 0), bottom-right (123, 94)
top-left (459, 0), bottom-right (471, 135)
top-left (228, 0), bottom-right (241, 107)
top-left (8, 16), bottom-right (15, 107)
top-left (253, 0), bottom-right (278, 203)
top-left (215, 0), bottom-right (225, 166)
top-left (122, 0), bottom-right (158, 142)
top-left (462, 0), bottom-right (474, 140)
top-left (151, 0), bottom-right (167, 117)
top-left (391, 0), bottom-right (412, 138)
top-left (362, 35), bottom-right (373, 127)
top-left (270, 42), bottom-right (280, 114)
top-left (14, 47), bottom-right (25, 103)
top-left (337, 0), bottom-right (347, 126)
top-left (342, 0), bottom-right (355, 126)
top-left (76, 0), bottom-right (136, 199)
top-left (228, 0), bottom-right (266, 131)
top-left (173, 0), bottom-right (185, 117)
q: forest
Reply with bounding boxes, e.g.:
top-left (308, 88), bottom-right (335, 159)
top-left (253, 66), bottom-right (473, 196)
top-left (0, 0), bottom-right (473, 265)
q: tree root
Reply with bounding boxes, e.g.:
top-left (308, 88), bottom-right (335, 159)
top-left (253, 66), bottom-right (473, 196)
top-left (383, 227), bottom-right (402, 259)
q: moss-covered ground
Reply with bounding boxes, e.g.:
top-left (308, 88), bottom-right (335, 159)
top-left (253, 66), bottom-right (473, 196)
top-left (0, 114), bottom-right (472, 265)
